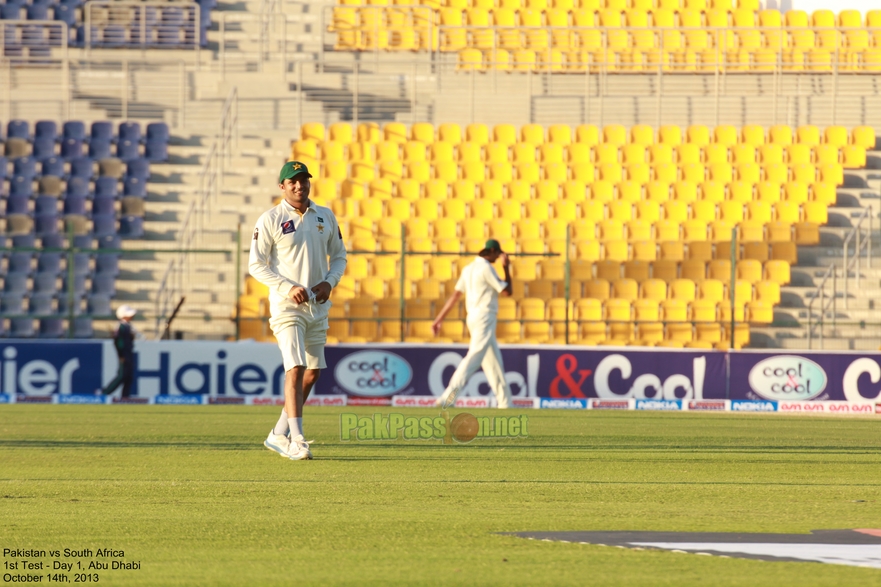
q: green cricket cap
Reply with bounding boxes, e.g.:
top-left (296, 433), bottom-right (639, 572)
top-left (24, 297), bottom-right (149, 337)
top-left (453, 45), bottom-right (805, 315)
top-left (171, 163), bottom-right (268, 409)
top-left (279, 160), bottom-right (312, 183)
top-left (480, 239), bottom-right (503, 255)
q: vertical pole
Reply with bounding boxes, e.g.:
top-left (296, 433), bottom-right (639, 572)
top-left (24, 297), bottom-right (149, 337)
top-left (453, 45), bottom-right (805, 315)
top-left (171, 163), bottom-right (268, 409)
top-left (297, 59), bottom-right (303, 132)
top-left (584, 59), bottom-right (590, 125)
top-left (844, 228), bottom-right (849, 309)
top-left (598, 35), bottom-right (604, 127)
top-left (220, 18), bottom-right (226, 80)
top-left (656, 29), bottom-right (662, 131)
top-left (526, 67), bottom-right (532, 123)
top-left (714, 30), bottom-right (720, 127)
top-left (62, 26), bottom-right (70, 120)
top-left (831, 45), bottom-right (838, 126)
top-left (772, 49), bottom-right (780, 125)
top-left (832, 267), bottom-right (837, 341)
top-left (399, 223), bottom-right (406, 342)
top-left (470, 67), bottom-right (475, 124)
top-left (353, 61), bottom-right (359, 129)
top-left (179, 60), bottom-right (185, 129)
top-left (729, 227), bottom-right (736, 349)
top-left (235, 224), bottom-right (241, 341)
top-left (411, 62), bottom-right (417, 125)
top-left (121, 59), bottom-right (128, 120)
top-left (66, 221), bottom-right (75, 339)
top-left (564, 224), bottom-right (571, 344)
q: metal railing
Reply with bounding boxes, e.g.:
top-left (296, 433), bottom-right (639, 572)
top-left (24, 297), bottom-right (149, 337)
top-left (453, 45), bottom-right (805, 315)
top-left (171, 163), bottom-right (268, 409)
top-left (0, 57), bottom-right (188, 127)
top-left (84, 0), bottom-right (202, 55)
top-left (154, 86), bottom-right (238, 336)
top-left (235, 223), bottom-right (757, 348)
top-left (807, 206), bottom-right (873, 349)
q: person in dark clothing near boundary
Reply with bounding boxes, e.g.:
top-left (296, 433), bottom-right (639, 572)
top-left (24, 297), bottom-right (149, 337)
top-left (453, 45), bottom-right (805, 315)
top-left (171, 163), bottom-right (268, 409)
top-left (97, 305), bottom-right (138, 397)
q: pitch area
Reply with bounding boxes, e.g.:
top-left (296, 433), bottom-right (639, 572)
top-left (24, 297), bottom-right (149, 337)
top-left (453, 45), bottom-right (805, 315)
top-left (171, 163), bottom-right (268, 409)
top-left (2, 406), bottom-right (881, 586)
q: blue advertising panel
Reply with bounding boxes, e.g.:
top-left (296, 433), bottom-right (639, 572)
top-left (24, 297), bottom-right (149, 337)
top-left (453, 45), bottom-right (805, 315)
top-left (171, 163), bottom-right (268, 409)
top-left (728, 351), bottom-right (881, 402)
top-left (0, 341), bottom-right (104, 396)
top-left (322, 345), bottom-right (728, 401)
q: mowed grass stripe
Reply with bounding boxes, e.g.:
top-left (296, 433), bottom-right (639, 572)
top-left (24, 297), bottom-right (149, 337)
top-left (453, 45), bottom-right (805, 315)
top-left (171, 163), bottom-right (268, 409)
top-left (2, 406), bottom-right (881, 586)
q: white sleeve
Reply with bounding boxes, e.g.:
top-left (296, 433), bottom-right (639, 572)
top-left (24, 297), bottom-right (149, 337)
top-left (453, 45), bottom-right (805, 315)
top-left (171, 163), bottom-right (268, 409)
top-left (484, 263), bottom-right (507, 293)
top-left (248, 214), bottom-right (300, 296)
top-left (323, 210), bottom-right (347, 289)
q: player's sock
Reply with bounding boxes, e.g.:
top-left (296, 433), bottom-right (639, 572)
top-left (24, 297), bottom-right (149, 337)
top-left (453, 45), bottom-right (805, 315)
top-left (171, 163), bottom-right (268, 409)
top-left (273, 409), bottom-right (289, 435)
top-left (288, 417), bottom-right (303, 439)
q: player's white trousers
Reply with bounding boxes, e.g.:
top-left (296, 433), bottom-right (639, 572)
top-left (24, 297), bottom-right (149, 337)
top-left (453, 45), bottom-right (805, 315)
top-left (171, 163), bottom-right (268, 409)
top-left (440, 314), bottom-right (512, 408)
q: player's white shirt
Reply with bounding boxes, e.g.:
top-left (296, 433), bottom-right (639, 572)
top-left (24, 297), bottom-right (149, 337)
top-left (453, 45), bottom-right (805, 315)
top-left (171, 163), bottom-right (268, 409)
top-left (455, 256), bottom-right (508, 319)
top-left (248, 198), bottom-right (347, 320)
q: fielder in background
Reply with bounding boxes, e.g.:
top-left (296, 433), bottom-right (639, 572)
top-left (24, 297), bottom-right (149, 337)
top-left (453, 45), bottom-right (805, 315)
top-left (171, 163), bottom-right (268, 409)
top-left (249, 161), bottom-right (347, 460)
top-left (97, 305), bottom-right (139, 397)
top-left (431, 239), bottom-right (514, 409)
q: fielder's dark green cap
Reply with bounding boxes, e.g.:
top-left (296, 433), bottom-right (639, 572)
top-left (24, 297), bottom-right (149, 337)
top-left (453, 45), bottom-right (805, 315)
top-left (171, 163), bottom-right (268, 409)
top-left (480, 238), bottom-right (503, 256)
top-left (279, 160), bottom-right (312, 183)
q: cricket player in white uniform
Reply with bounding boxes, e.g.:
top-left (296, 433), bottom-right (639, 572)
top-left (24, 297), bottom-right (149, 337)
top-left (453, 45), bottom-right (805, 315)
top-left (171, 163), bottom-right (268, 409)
top-left (249, 161), bottom-right (347, 460)
top-left (431, 239), bottom-right (513, 409)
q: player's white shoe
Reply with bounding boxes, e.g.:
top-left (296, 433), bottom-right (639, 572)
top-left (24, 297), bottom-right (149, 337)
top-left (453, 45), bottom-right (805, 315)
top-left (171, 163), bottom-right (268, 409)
top-left (435, 390), bottom-right (457, 409)
top-left (287, 434), bottom-right (313, 460)
top-left (264, 430), bottom-right (290, 457)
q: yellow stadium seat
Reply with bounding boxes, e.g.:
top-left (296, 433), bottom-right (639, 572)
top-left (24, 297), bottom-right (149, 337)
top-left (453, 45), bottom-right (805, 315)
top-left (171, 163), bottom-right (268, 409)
top-left (460, 162), bottom-right (485, 183)
top-left (689, 298), bottom-right (718, 324)
top-left (493, 124), bottom-right (518, 147)
top-left (523, 201), bottom-right (549, 222)
top-left (421, 180), bottom-right (447, 202)
top-left (527, 279), bottom-right (556, 299)
top-left (654, 219), bottom-right (681, 243)
top-left (626, 219), bottom-right (653, 242)
top-left (646, 181), bottom-right (671, 202)
top-left (783, 181), bottom-right (810, 205)
top-left (852, 126), bottom-right (876, 150)
top-left (773, 201), bottom-right (800, 223)
top-left (513, 142), bottom-right (537, 165)
top-left (762, 164), bottom-right (788, 186)
top-left (651, 259), bottom-right (679, 283)
top-left (661, 200), bottom-right (688, 224)
top-left (769, 125), bottom-right (793, 146)
top-left (508, 180), bottom-right (532, 202)
top-left (520, 124), bottom-right (545, 145)
top-left (414, 199), bottom-right (440, 221)
top-left (736, 259), bottom-right (763, 284)
top-left (690, 200), bottom-right (715, 223)
top-left (479, 180), bottom-right (504, 203)
top-left (726, 181), bottom-right (752, 205)
top-left (763, 259), bottom-right (791, 286)
top-left (705, 259), bottom-right (729, 282)
top-left (842, 146), bottom-right (866, 169)
top-left (438, 123), bottom-right (462, 146)
top-left (666, 278), bottom-right (695, 303)
top-left (766, 221), bottom-right (793, 243)
top-left (796, 125), bottom-right (821, 147)
top-left (650, 162), bottom-right (676, 184)
top-left (811, 182), bottom-right (837, 206)
top-left (489, 162), bottom-right (514, 183)
top-left (575, 124), bottom-right (601, 148)
top-left (633, 200), bottom-right (660, 223)
top-left (516, 162), bottom-right (540, 183)
top-left (551, 200), bottom-right (577, 222)
top-left (439, 199), bottom-right (465, 221)
top-left (547, 124), bottom-right (572, 145)
top-left (753, 280), bottom-right (780, 304)
top-left (598, 219), bottom-right (626, 242)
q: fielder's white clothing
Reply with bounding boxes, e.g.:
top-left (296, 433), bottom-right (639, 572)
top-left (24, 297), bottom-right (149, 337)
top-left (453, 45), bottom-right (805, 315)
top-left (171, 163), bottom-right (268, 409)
top-left (249, 199), bottom-right (347, 369)
top-left (439, 257), bottom-right (513, 408)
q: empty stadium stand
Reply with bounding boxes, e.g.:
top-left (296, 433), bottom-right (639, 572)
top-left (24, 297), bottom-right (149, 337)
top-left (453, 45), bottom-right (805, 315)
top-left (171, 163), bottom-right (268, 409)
top-left (234, 121), bottom-right (877, 349)
top-left (327, 3), bottom-right (881, 73)
top-left (0, 119), bottom-right (169, 337)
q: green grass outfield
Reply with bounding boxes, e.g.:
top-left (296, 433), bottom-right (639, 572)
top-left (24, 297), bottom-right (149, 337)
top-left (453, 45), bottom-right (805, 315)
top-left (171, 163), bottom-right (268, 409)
top-left (3, 406), bottom-right (881, 586)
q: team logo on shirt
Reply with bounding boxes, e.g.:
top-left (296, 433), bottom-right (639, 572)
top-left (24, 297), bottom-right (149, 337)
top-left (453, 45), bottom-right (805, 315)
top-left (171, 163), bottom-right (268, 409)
top-left (317, 223), bottom-right (325, 234)
top-left (281, 220), bottom-right (295, 235)
top-left (253, 227), bottom-right (259, 240)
